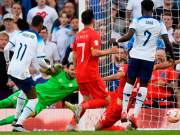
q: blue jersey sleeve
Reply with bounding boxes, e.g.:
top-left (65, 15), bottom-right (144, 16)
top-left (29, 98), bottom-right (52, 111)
top-left (127, 35), bottom-right (135, 50)
top-left (36, 35), bottom-right (45, 58)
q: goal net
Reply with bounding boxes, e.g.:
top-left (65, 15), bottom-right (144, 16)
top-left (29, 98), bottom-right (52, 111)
top-left (79, 0), bottom-right (180, 130)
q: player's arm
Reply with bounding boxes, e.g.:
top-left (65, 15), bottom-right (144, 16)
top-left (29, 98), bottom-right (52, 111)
top-left (102, 72), bottom-right (125, 81)
top-left (108, 29), bottom-right (135, 45)
top-left (4, 42), bottom-right (14, 65)
top-left (39, 66), bottom-right (61, 76)
top-left (91, 46), bottom-right (119, 57)
top-left (154, 59), bottom-right (180, 70)
top-left (73, 53), bottom-right (77, 70)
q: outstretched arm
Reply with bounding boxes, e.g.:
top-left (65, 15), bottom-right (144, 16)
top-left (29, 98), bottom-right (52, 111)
top-left (102, 72), bottom-right (125, 81)
top-left (108, 29), bottom-right (135, 45)
top-left (91, 46), bottom-right (119, 57)
top-left (155, 59), bottom-right (180, 70)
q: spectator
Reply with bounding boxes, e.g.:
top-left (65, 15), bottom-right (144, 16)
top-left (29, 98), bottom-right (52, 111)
top-left (88, 0), bottom-right (105, 20)
top-left (0, 13), bottom-right (20, 40)
top-left (11, 2), bottom-right (29, 31)
top-left (124, 0), bottom-right (163, 26)
top-left (144, 49), bottom-right (176, 108)
top-left (100, 2), bottom-right (125, 35)
top-left (167, 25), bottom-right (180, 61)
top-left (114, 0), bottom-right (128, 19)
top-left (51, 1), bottom-right (76, 33)
top-left (62, 16), bottom-right (79, 65)
top-left (2, 0), bottom-right (13, 15)
top-left (110, 46), bottom-right (126, 91)
top-left (27, 0), bottom-right (58, 39)
top-left (161, 11), bottom-right (175, 43)
top-left (175, 63), bottom-right (180, 107)
top-left (153, 0), bottom-right (180, 28)
top-left (55, 0), bottom-right (68, 13)
top-left (52, 10), bottom-right (71, 63)
top-left (39, 26), bottom-right (60, 65)
top-left (0, 6), bottom-right (3, 28)
top-left (0, 32), bottom-right (14, 100)
top-left (35, 59), bottom-right (51, 84)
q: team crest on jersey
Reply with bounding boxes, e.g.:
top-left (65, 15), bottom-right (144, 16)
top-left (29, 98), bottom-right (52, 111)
top-left (161, 73), bottom-right (166, 78)
top-left (69, 83), bottom-right (73, 87)
top-left (119, 67), bottom-right (124, 71)
top-left (59, 79), bottom-right (63, 84)
top-left (94, 40), bottom-right (99, 46)
top-left (65, 31), bottom-right (69, 35)
top-left (13, 96), bottom-right (17, 100)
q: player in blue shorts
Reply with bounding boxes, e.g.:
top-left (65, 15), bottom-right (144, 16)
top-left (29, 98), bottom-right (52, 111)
top-left (3, 15), bottom-right (54, 132)
top-left (109, 0), bottom-right (175, 128)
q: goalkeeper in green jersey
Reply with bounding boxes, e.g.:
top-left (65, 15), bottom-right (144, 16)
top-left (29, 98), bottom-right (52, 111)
top-left (0, 62), bottom-right (79, 126)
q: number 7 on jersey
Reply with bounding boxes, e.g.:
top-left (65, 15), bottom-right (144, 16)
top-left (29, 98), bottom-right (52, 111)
top-left (77, 43), bottom-right (85, 62)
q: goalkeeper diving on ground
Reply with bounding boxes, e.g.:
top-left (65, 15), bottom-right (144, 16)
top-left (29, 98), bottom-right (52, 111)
top-left (0, 62), bottom-right (78, 126)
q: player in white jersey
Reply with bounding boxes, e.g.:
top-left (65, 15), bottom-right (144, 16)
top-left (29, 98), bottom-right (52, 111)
top-left (3, 15), bottom-right (55, 132)
top-left (109, 0), bottom-right (175, 129)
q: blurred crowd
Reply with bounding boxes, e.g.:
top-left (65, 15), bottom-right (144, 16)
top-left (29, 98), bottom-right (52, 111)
top-left (0, 0), bottom-right (180, 108)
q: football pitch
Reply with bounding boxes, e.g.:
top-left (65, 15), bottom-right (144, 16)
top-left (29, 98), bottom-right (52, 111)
top-left (0, 131), bottom-right (180, 135)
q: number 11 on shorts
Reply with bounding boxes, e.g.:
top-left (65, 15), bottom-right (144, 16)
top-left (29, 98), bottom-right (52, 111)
top-left (77, 43), bottom-right (85, 62)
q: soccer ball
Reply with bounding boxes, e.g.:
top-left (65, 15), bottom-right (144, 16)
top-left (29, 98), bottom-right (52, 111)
top-left (167, 108), bottom-right (180, 123)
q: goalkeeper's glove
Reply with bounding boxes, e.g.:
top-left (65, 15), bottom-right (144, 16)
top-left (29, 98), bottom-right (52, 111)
top-left (54, 63), bottom-right (64, 71)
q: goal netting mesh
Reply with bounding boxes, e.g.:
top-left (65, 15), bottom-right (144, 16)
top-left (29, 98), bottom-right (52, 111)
top-left (81, 0), bottom-right (180, 130)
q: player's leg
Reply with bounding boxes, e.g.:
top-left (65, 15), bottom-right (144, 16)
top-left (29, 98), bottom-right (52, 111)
top-left (0, 98), bottom-right (12, 109)
top-left (12, 77), bottom-right (38, 132)
top-left (129, 59), bottom-right (154, 128)
top-left (13, 91), bottom-right (26, 126)
top-left (94, 101), bottom-right (125, 131)
top-left (122, 57), bottom-right (140, 122)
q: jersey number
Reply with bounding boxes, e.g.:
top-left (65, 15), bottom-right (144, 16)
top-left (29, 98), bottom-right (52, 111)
top-left (143, 30), bottom-right (152, 46)
top-left (77, 43), bottom-right (85, 62)
top-left (16, 43), bottom-right (27, 61)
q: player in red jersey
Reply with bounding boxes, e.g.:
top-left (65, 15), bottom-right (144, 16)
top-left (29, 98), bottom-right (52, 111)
top-left (65, 9), bottom-right (119, 130)
top-left (94, 51), bottom-right (180, 131)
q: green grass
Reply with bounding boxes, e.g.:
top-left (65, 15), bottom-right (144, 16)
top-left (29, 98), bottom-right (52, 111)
top-left (0, 131), bottom-right (180, 135)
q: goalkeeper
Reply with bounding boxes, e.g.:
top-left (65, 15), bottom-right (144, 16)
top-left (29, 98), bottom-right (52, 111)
top-left (0, 62), bottom-right (79, 126)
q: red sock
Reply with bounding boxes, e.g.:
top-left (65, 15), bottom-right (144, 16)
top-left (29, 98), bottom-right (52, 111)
top-left (70, 101), bottom-right (86, 126)
top-left (82, 99), bottom-right (108, 110)
top-left (102, 125), bottom-right (125, 131)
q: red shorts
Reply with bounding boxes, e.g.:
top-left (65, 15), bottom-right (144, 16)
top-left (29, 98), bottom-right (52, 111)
top-left (78, 79), bottom-right (109, 99)
top-left (99, 100), bottom-right (131, 128)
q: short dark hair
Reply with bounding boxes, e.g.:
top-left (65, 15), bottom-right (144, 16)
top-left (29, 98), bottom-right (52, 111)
top-left (173, 25), bottom-right (180, 32)
top-left (71, 16), bottom-right (78, 22)
top-left (45, 59), bottom-right (50, 64)
top-left (32, 15), bottom-right (44, 27)
top-left (81, 9), bottom-right (94, 25)
top-left (67, 62), bottom-right (73, 69)
top-left (63, 1), bottom-right (75, 9)
top-left (41, 26), bottom-right (48, 33)
top-left (141, 0), bottom-right (154, 11)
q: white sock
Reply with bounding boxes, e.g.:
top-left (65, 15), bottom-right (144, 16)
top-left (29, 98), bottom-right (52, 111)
top-left (15, 91), bottom-right (26, 119)
top-left (122, 83), bottom-right (133, 113)
top-left (133, 87), bottom-right (147, 118)
top-left (16, 98), bottom-right (38, 125)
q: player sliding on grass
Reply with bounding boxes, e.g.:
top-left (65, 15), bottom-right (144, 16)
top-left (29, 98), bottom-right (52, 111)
top-left (94, 50), bottom-right (180, 131)
top-left (65, 9), bottom-right (119, 131)
top-left (65, 50), bottom-right (179, 131)
top-left (0, 63), bottom-right (79, 128)
top-left (108, 0), bottom-right (175, 129)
